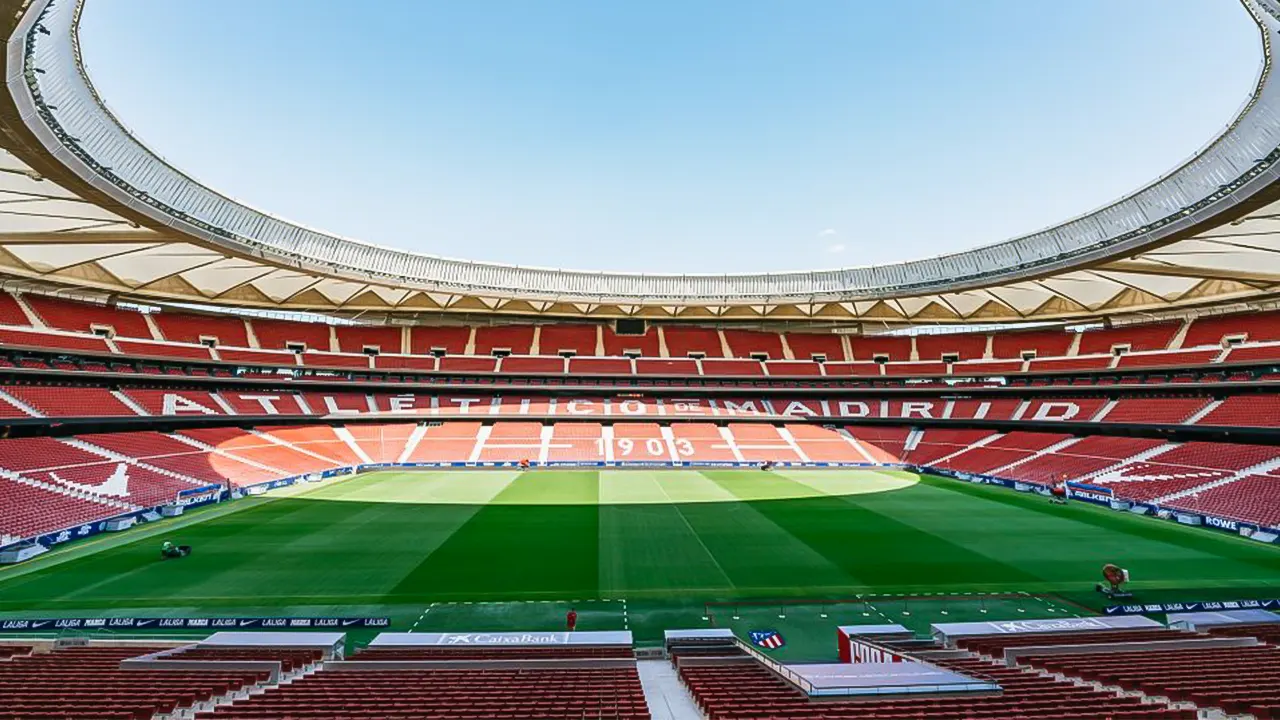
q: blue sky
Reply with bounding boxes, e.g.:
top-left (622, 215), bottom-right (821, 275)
top-left (80, 1), bottom-right (1259, 274)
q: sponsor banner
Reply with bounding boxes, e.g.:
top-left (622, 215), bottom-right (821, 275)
top-left (174, 485), bottom-right (223, 507)
top-left (146, 392), bottom-right (1104, 422)
top-left (846, 637), bottom-right (906, 664)
top-left (0, 616), bottom-right (391, 631)
top-left (788, 661), bottom-right (998, 696)
top-left (1066, 482), bottom-right (1113, 506)
top-left (933, 615), bottom-right (1160, 640)
top-left (370, 630), bottom-right (632, 647)
top-left (1104, 599), bottom-right (1280, 615)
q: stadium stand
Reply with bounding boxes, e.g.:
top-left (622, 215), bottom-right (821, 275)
top-left (782, 332), bottom-right (846, 361)
top-left (335, 326), bottom-right (401, 354)
top-left (473, 325), bottom-right (535, 356)
top-left (538, 324), bottom-right (598, 356)
top-left (251, 319), bottom-right (330, 351)
top-left (0, 645), bottom-right (269, 720)
top-left (153, 311), bottom-right (250, 346)
top-left (198, 665), bottom-right (648, 719)
top-left (663, 326), bottom-right (724, 358)
top-left (915, 332), bottom-right (987, 361)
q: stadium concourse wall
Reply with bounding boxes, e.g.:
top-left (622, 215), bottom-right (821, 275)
top-left (5, 455), bottom-right (1275, 566)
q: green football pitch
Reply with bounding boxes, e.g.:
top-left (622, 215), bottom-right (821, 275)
top-left (0, 468), bottom-right (1276, 658)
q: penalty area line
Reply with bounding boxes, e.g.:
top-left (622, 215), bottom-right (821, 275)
top-left (409, 602), bottom-right (437, 633)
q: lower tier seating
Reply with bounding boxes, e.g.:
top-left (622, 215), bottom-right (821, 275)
top-left (198, 666), bottom-right (649, 719)
top-left (0, 645), bottom-right (267, 720)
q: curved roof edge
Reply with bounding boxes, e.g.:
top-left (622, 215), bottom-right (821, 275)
top-left (5, 0), bottom-right (1280, 305)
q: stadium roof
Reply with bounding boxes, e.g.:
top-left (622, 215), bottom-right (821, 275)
top-left (0, 0), bottom-right (1279, 324)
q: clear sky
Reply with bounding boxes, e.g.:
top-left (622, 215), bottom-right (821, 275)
top-left (79, 1), bottom-right (1259, 274)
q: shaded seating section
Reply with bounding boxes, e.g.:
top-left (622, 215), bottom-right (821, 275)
top-left (0, 476), bottom-right (124, 540)
top-left (721, 329), bottom-right (783, 359)
top-left (663, 326), bottom-right (723, 358)
top-left (783, 332), bottom-right (845, 361)
top-left (199, 666), bottom-right (649, 719)
top-left (677, 651), bottom-right (1192, 719)
top-left (992, 436), bottom-right (1168, 487)
top-left (850, 335), bottom-right (911, 361)
top-left (916, 332), bottom-right (986, 361)
top-left (24, 295), bottom-right (152, 337)
top-left (601, 326), bottom-right (661, 358)
top-left (1205, 623), bottom-right (1280, 646)
top-left (934, 432), bottom-right (1070, 475)
top-left (1077, 323), bottom-right (1178, 354)
top-left (1089, 442), bottom-right (1280, 502)
top-left (905, 429), bottom-right (998, 465)
top-left (409, 326), bottom-right (471, 356)
top-left (335, 326), bottom-right (400, 354)
top-left (1183, 309), bottom-right (1280, 347)
top-left (847, 426), bottom-right (909, 462)
top-left (1020, 644), bottom-right (1280, 718)
top-left (1198, 394), bottom-right (1280, 426)
top-left (991, 329), bottom-right (1073, 360)
top-left (252, 319), bottom-right (330, 351)
top-left (1103, 397), bottom-right (1209, 424)
top-left (473, 325), bottom-right (535, 356)
top-left (4, 384), bottom-right (137, 417)
top-left (0, 645), bottom-right (266, 720)
top-left (539, 324), bottom-right (598, 356)
top-left (154, 312), bottom-right (249, 346)
top-left (1166, 473), bottom-right (1280, 527)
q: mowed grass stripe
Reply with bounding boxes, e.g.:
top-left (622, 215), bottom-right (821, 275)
top-left (598, 471), bottom-right (735, 595)
top-left (309, 470), bottom-right (521, 505)
top-left (897, 475), bottom-right (1280, 589)
top-left (385, 472), bottom-right (601, 600)
top-left (700, 469), bottom-right (1043, 591)
top-left (653, 471), bottom-right (858, 594)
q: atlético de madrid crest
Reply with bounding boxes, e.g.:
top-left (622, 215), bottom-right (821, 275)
top-left (749, 629), bottom-right (785, 650)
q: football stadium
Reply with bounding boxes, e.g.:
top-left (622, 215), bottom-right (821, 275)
top-left (0, 0), bottom-right (1278, 718)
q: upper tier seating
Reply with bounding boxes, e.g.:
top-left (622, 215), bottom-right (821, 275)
top-left (782, 332), bottom-right (845, 361)
top-left (1184, 310), bottom-right (1280, 347)
top-left (408, 326), bottom-right (471, 355)
top-left (473, 325), bottom-right (535, 355)
top-left (1077, 322), bottom-right (1178, 354)
top-left (538, 324), bottom-right (598, 356)
top-left (1102, 397), bottom-right (1209, 424)
top-left (849, 335), bottom-right (911, 361)
top-left (915, 332), bottom-right (987, 361)
top-left (335, 326), bottom-right (401, 354)
top-left (721, 329), bottom-right (783, 359)
top-left (25, 295), bottom-right (152, 338)
top-left (663, 326), bottom-right (724, 358)
top-left (251, 319), bottom-right (330, 351)
top-left (154, 311), bottom-right (249, 346)
top-left (991, 329), bottom-right (1074, 359)
top-left (601, 326), bottom-right (661, 357)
